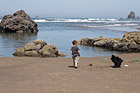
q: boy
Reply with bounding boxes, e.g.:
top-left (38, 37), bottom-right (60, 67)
top-left (70, 40), bottom-right (81, 69)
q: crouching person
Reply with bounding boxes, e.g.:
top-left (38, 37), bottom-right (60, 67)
top-left (111, 55), bottom-right (123, 68)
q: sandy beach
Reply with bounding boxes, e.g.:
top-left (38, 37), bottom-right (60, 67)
top-left (0, 53), bottom-right (139, 93)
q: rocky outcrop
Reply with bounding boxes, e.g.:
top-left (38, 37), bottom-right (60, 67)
top-left (78, 31), bottom-right (140, 52)
top-left (128, 11), bottom-right (135, 19)
top-left (13, 40), bottom-right (66, 57)
top-left (0, 10), bottom-right (38, 33)
top-left (137, 28), bottom-right (140, 30)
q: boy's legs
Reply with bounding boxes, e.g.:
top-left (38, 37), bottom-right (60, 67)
top-left (73, 57), bottom-right (75, 67)
top-left (73, 56), bottom-right (79, 68)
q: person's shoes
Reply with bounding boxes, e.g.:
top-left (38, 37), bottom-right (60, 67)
top-left (74, 67), bottom-right (78, 69)
top-left (112, 66), bottom-right (120, 68)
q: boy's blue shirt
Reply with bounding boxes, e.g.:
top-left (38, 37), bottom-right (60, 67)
top-left (71, 46), bottom-right (80, 57)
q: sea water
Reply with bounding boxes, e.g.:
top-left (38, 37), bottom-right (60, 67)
top-left (0, 18), bottom-right (140, 57)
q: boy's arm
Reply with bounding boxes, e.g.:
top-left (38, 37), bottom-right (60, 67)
top-left (78, 50), bottom-right (80, 56)
top-left (70, 50), bottom-right (73, 57)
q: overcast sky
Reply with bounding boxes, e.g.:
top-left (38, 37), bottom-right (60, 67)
top-left (0, 0), bottom-right (140, 18)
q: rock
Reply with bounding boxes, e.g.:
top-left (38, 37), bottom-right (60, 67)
top-left (92, 37), bottom-right (120, 49)
top-left (78, 37), bottom-right (91, 45)
top-left (24, 42), bottom-right (37, 51)
top-left (78, 31), bottom-right (140, 52)
top-left (89, 64), bottom-right (93, 66)
top-left (57, 52), bottom-right (66, 57)
top-left (24, 40), bottom-right (47, 51)
top-left (93, 36), bottom-right (106, 42)
top-left (24, 50), bottom-right (41, 57)
top-left (122, 31), bottom-right (140, 44)
top-left (39, 44), bottom-right (59, 57)
top-left (13, 40), bottom-right (66, 57)
top-left (0, 10), bottom-right (38, 33)
top-left (13, 48), bottom-right (25, 56)
top-left (136, 28), bottom-right (140, 30)
top-left (128, 11), bottom-right (135, 19)
top-left (32, 40), bottom-right (47, 48)
top-left (115, 43), bottom-right (129, 51)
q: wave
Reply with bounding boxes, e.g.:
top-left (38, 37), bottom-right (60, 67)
top-left (33, 18), bottom-right (118, 23)
top-left (85, 24), bottom-right (138, 28)
top-left (34, 19), bottom-right (47, 22)
top-left (1, 17), bottom-right (140, 23)
top-left (33, 18), bottom-right (140, 23)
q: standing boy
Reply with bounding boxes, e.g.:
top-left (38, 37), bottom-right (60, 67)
top-left (70, 40), bottom-right (81, 69)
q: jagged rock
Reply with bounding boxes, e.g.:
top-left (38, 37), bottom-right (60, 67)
top-left (93, 37), bottom-right (120, 50)
top-left (57, 52), bottom-right (66, 57)
top-left (13, 48), bottom-right (25, 56)
top-left (24, 42), bottom-right (37, 51)
top-left (24, 50), bottom-right (41, 57)
top-left (24, 40), bottom-right (47, 51)
top-left (39, 44), bottom-right (59, 57)
top-left (128, 11), bottom-right (135, 19)
top-left (122, 31), bottom-right (140, 44)
top-left (78, 37), bottom-right (91, 45)
top-left (13, 40), bottom-right (66, 57)
top-left (78, 31), bottom-right (140, 52)
top-left (0, 10), bottom-right (38, 33)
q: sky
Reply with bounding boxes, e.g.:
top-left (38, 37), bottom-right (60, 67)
top-left (0, 0), bottom-right (140, 18)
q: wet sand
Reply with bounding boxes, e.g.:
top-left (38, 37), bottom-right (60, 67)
top-left (0, 53), bottom-right (140, 93)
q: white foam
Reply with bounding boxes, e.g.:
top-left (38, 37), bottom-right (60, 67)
top-left (34, 19), bottom-right (47, 22)
top-left (88, 18), bottom-right (100, 21)
top-left (0, 20), bottom-right (1, 22)
top-left (32, 18), bottom-right (140, 23)
top-left (87, 24), bottom-right (122, 28)
top-left (66, 19), bottom-right (81, 22)
top-left (86, 23), bottom-right (138, 28)
top-left (124, 24), bottom-right (138, 26)
top-left (107, 19), bottom-right (117, 21)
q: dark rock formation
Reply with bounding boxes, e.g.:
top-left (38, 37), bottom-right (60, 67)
top-left (13, 40), bottom-right (66, 57)
top-left (78, 31), bottom-right (140, 52)
top-left (0, 10), bottom-right (38, 33)
top-left (128, 11), bottom-right (135, 19)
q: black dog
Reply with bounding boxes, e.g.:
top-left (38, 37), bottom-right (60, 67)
top-left (111, 55), bottom-right (123, 68)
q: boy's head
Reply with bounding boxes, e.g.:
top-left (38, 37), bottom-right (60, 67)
top-left (72, 40), bottom-right (78, 45)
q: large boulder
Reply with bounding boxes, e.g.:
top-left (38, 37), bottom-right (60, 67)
top-left (121, 31), bottom-right (140, 52)
top-left (0, 10), bottom-right (38, 33)
top-left (121, 31), bottom-right (140, 44)
top-left (24, 40), bottom-right (47, 51)
top-left (39, 44), bottom-right (59, 57)
top-left (128, 11), bottom-right (135, 19)
top-left (13, 40), bottom-right (66, 57)
top-left (78, 37), bottom-right (91, 45)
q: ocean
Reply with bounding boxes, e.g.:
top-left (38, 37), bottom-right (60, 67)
top-left (0, 18), bottom-right (140, 57)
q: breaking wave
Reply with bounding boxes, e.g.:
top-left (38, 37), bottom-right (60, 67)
top-left (85, 24), bottom-right (138, 28)
top-left (33, 18), bottom-right (119, 23)
top-left (33, 18), bottom-right (140, 23)
top-left (33, 19), bottom-right (47, 22)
